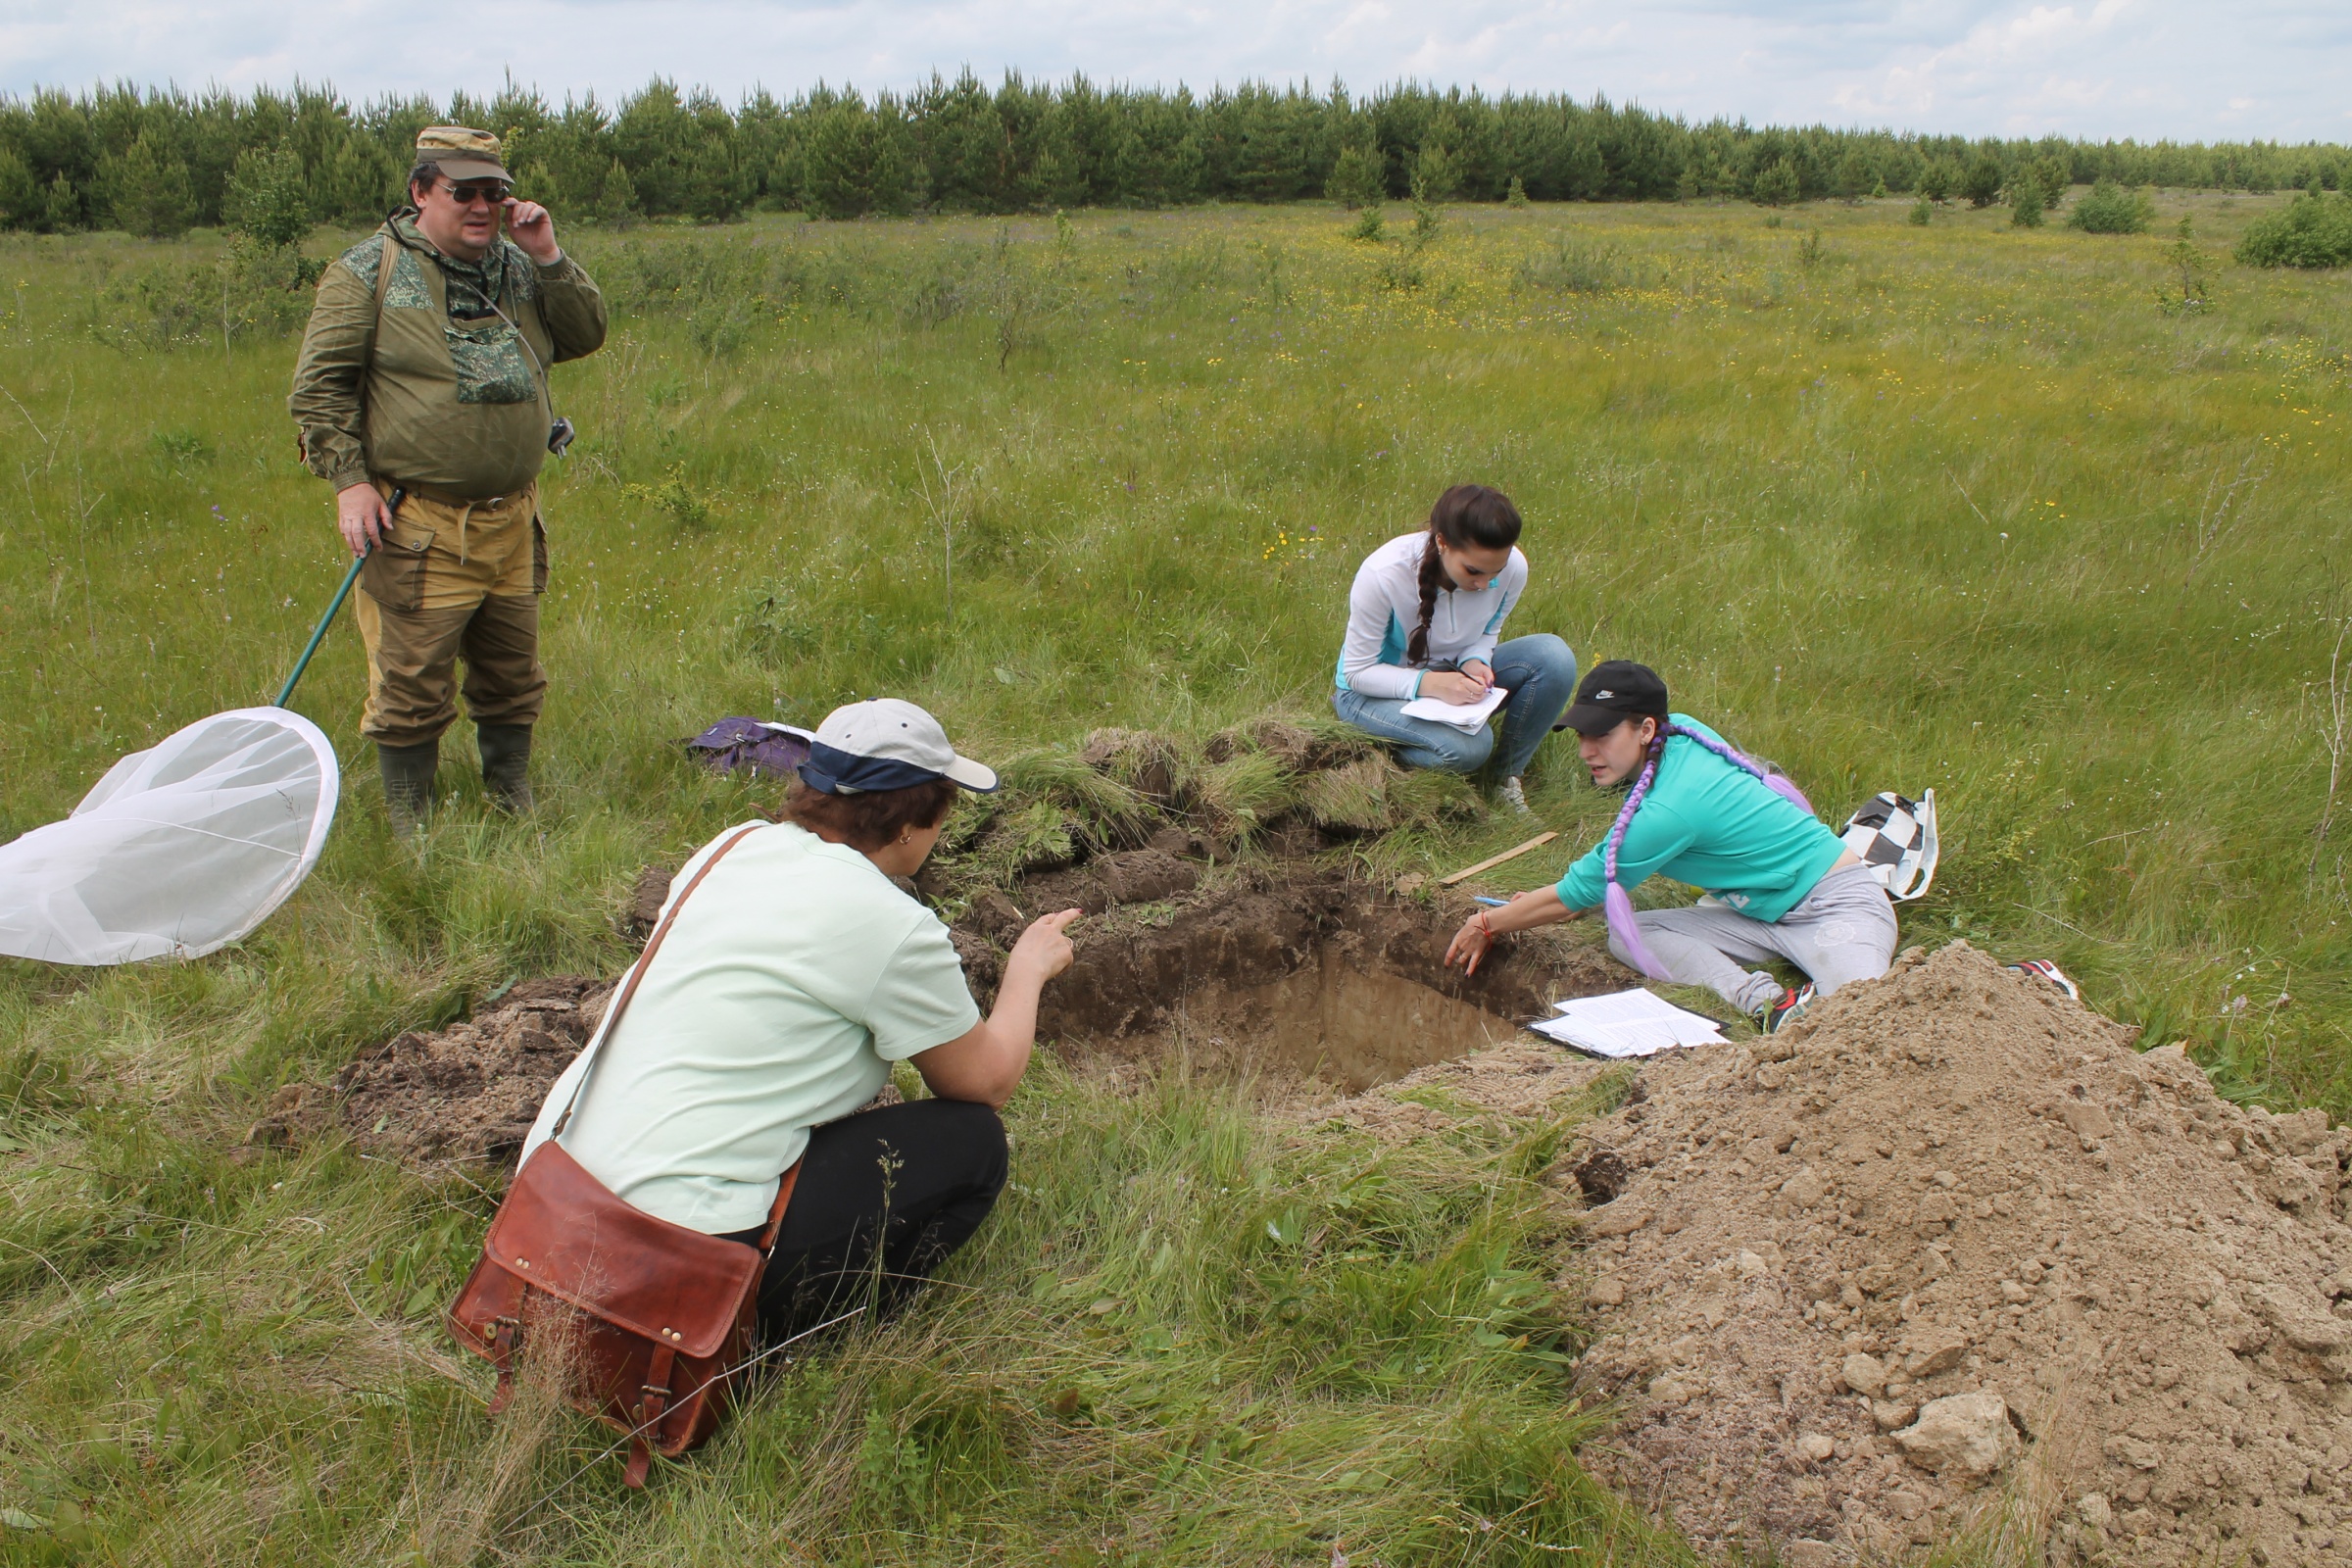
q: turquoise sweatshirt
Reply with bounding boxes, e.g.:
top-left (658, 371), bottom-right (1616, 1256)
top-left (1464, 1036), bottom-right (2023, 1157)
top-left (1555, 714), bottom-right (1847, 924)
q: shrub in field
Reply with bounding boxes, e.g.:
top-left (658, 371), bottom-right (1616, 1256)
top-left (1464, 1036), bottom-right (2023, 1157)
top-left (2235, 187), bottom-right (2352, 269)
top-left (1408, 195), bottom-right (1442, 248)
top-left (1346, 205), bottom-right (1383, 242)
top-left (87, 261), bottom-right (220, 349)
top-left (1961, 153), bottom-right (2005, 208)
top-left (1505, 173), bottom-right (1530, 209)
top-left (1371, 249), bottom-right (1424, 291)
top-left (86, 240), bottom-right (315, 351)
top-left (974, 231), bottom-right (1074, 368)
top-left (2068, 176), bottom-right (2155, 234)
top-left (1325, 143), bottom-right (1384, 210)
top-left (1516, 233), bottom-right (1626, 293)
top-left (1750, 157), bottom-right (1799, 207)
top-left (1908, 196), bottom-right (1933, 225)
top-left (2010, 180), bottom-right (2044, 227)
top-left (1409, 142), bottom-right (1457, 204)
top-left (224, 143), bottom-right (311, 250)
top-left (626, 462), bottom-right (715, 530)
top-left (147, 427), bottom-right (212, 471)
top-left (2156, 220), bottom-right (2215, 316)
top-left (2032, 155), bottom-right (2071, 209)
top-left (102, 131), bottom-right (194, 240)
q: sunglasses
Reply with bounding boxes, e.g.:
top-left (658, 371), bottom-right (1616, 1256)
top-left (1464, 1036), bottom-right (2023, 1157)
top-left (438, 178), bottom-right (513, 207)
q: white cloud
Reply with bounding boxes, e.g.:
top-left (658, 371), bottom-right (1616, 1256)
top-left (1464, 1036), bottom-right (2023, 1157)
top-left (0, 0), bottom-right (2340, 141)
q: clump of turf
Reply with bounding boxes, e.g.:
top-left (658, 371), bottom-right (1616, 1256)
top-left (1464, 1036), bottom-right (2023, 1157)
top-left (925, 714), bottom-right (1481, 902)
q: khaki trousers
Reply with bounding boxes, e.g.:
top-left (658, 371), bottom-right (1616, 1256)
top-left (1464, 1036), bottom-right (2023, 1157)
top-left (355, 482), bottom-right (549, 747)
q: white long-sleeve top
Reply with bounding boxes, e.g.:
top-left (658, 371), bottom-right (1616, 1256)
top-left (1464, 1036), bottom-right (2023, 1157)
top-left (1334, 531), bottom-right (1529, 699)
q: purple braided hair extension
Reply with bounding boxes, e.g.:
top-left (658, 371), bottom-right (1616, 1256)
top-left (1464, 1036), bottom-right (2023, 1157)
top-left (1601, 734), bottom-right (1672, 979)
top-left (1671, 725), bottom-right (1813, 813)
top-left (1602, 723), bottom-right (1815, 980)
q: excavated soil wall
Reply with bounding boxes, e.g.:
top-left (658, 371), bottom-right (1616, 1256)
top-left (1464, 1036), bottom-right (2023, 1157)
top-left (964, 851), bottom-right (1615, 1090)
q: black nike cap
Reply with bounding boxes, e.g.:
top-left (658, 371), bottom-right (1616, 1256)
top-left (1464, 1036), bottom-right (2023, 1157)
top-left (1561, 660), bottom-right (1669, 736)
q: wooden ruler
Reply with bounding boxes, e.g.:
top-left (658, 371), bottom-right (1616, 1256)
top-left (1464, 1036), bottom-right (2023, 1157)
top-left (1439, 831), bottom-right (1558, 887)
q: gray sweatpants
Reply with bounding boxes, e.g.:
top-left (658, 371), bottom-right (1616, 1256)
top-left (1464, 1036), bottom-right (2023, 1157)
top-left (1606, 863), bottom-right (1899, 1015)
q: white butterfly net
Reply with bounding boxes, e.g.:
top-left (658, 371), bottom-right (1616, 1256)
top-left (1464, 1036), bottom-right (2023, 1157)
top-left (0, 708), bottom-right (340, 965)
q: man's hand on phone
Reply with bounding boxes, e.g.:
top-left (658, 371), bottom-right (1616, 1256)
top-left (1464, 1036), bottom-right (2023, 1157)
top-left (503, 199), bottom-right (561, 266)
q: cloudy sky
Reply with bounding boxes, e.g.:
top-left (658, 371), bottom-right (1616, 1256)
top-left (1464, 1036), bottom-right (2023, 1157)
top-left (2, 0), bottom-right (2342, 143)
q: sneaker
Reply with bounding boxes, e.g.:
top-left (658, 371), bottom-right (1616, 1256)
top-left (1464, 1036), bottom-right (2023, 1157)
top-left (1494, 776), bottom-right (1531, 815)
top-left (1760, 983), bottom-right (1816, 1034)
top-left (2006, 959), bottom-right (2081, 1002)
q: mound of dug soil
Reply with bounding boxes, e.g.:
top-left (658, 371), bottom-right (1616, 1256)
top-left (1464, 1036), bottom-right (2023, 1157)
top-left (1552, 943), bottom-right (2352, 1566)
top-left (314, 978), bottom-right (612, 1165)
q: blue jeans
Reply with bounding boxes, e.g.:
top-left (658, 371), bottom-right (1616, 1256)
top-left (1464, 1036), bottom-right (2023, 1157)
top-left (1331, 634), bottom-right (1578, 779)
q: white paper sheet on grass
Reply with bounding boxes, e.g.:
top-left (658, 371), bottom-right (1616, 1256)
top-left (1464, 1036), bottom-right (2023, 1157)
top-left (1528, 988), bottom-right (1728, 1058)
top-left (1396, 685), bottom-right (1508, 731)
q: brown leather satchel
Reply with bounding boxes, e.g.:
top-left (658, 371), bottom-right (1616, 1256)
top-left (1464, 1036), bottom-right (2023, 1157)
top-left (446, 823), bottom-right (800, 1487)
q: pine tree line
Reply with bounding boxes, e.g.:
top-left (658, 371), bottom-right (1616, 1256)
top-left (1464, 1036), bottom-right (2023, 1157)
top-left (5, 73), bottom-right (2346, 238)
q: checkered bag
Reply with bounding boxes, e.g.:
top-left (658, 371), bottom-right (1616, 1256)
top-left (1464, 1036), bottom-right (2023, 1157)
top-left (1839, 790), bottom-right (1938, 902)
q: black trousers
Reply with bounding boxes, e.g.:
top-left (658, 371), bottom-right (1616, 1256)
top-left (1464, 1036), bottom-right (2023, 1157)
top-left (723, 1099), bottom-right (1008, 1341)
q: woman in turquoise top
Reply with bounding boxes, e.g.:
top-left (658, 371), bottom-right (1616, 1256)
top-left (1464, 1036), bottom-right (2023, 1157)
top-left (1444, 661), bottom-right (1896, 1031)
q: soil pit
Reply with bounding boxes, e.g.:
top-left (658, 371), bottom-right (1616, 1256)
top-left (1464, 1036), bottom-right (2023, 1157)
top-left (975, 851), bottom-right (1618, 1093)
top-left (308, 847), bottom-right (1625, 1167)
top-left (1311, 941), bottom-right (2352, 1568)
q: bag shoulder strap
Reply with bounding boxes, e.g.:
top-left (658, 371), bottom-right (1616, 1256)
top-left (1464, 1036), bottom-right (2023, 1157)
top-left (551, 822), bottom-right (764, 1139)
top-left (760, 1161), bottom-right (802, 1251)
top-left (374, 227), bottom-right (397, 317)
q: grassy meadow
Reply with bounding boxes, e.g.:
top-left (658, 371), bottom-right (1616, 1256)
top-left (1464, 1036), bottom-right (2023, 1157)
top-left (0, 189), bottom-right (2348, 1562)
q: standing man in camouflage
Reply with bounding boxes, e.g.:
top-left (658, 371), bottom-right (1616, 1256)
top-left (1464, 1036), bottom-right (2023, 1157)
top-left (289, 125), bottom-right (607, 835)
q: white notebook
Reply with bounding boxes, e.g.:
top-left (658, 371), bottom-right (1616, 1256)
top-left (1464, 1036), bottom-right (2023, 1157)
top-left (1397, 685), bottom-right (1508, 731)
top-left (1528, 988), bottom-right (1728, 1058)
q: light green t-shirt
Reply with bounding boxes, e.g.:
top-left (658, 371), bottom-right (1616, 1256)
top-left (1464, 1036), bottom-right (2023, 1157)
top-left (520, 821), bottom-right (982, 1234)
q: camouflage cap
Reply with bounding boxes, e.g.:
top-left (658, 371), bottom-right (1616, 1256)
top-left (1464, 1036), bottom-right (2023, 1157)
top-left (415, 125), bottom-right (512, 183)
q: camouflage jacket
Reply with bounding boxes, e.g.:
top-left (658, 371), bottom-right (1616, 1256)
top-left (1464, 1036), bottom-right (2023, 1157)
top-left (287, 213), bottom-right (607, 499)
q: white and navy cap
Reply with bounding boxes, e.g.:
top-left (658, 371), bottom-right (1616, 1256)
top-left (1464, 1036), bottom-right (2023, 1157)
top-left (784, 698), bottom-right (999, 795)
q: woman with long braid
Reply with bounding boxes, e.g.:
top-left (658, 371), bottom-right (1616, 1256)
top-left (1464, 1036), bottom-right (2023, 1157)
top-left (1332, 484), bottom-right (1578, 813)
top-left (1443, 661), bottom-right (1897, 1032)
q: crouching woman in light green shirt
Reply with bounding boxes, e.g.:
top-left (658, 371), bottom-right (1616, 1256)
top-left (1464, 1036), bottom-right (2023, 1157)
top-left (520, 698), bottom-right (1079, 1338)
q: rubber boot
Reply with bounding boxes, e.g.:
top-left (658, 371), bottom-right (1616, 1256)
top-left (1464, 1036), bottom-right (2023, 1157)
top-left (378, 739), bottom-right (439, 839)
top-left (478, 723), bottom-right (534, 815)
